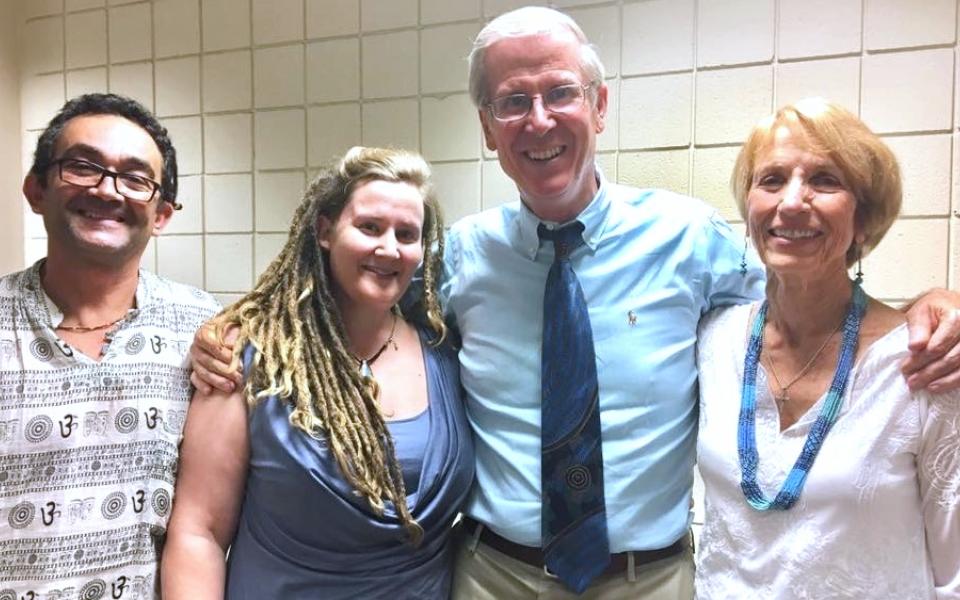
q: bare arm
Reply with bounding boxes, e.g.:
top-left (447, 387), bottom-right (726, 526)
top-left (901, 288), bottom-right (960, 392)
top-left (161, 384), bottom-right (250, 599)
top-left (189, 321), bottom-right (242, 395)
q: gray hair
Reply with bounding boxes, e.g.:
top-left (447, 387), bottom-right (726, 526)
top-left (467, 6), bottom-right (606, 108)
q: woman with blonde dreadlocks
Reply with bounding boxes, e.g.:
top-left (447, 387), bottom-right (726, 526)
top-left (162, 147), bottom-right (475, 599)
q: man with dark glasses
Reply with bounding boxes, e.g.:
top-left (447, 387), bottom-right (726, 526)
top-left (0, 93), bottom-right (218, 599)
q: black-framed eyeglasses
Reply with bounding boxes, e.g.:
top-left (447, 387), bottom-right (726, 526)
top-left (51, 158), bottom-right (161, 203)
top-left (486, 82), bottom-right (596, 123)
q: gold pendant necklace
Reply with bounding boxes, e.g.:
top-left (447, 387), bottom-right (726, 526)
top-left (765, 318), bottom-right (844, 405)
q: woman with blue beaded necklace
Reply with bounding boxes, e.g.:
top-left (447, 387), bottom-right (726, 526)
top-left (695, 98), bottom-right (959, 599)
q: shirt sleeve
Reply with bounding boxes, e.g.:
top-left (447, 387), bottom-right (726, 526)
top-left (697, 210), bottom-right (765, 312)
top-left (918, 392), bottom-right (960, 599)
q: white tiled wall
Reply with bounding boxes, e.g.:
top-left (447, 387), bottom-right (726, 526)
top-left (11, 0), bottom-right (960, 308)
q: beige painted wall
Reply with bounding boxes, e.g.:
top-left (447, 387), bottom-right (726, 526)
top-left (9, 0), bottom-right (960, 304)
top-left (0, 0), bottom-right (23, 276)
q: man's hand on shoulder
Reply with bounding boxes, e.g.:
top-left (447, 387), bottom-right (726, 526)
top-left (189, 321), bottom-right (242, 395)
top-left (901, 288), bottom-right (960, 393)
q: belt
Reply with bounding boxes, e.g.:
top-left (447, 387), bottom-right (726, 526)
top-left (461, 517), bottom-right (686, 577)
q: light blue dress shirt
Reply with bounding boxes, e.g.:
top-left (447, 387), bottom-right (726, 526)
top-left (440, 172), bottom-right (765, 552)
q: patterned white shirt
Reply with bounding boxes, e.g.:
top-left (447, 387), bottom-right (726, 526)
top-left (696, 303), bottom-right (960, 600)
top-left (0, 261), bottom-right (219, 600)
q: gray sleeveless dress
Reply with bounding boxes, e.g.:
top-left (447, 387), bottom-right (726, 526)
top-left (224, 332), bottom-right (474, 599)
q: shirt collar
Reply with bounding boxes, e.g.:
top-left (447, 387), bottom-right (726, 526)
top-left (23, 259), bottom-right (150, 328)
top-left (513, 169), bottom-right (612, 260)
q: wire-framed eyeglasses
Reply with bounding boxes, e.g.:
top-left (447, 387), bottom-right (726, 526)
top-left (486, 82), bottom-right (596, 123)
top-left (52, 158), bottom-right (161, 203)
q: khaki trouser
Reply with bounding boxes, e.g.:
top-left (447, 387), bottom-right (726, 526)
top-left (451, 524), bottom-right (695, 600)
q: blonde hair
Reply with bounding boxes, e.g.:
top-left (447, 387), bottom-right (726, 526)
top-left (731, 98), bottom-right (902, 265)
top-left (217, 146), bottom-right (445, 543)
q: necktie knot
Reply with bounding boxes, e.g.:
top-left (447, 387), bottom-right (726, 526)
top-left (538, 222), bottom-right (585, 261)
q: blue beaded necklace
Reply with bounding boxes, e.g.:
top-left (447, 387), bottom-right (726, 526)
top-left (738, 282), bottom-right (867, 511)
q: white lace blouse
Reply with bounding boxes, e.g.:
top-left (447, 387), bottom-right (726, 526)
top-left (695, 303), bottom-right (960, 600)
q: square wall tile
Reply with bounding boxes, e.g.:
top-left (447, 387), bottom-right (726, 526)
top-left (775, 57), bottom-right (859, 113)
top-left (25, 209), bottom-right (49, 240)
top-left (362, 30), bottom-right (418, 98)
top-left (162, 116), bottom-right (203, 174)
top-left (617, 149), bottom-right (690, 196)
top-left (25, 0), bottom-right (63, 18)
top-left (697, 0), bottom-right (774, 67)
top-left (306, 38), bottom-right (360, 103)
top-left (432, 161), bottom-right (480, 223)
top-left (108, 3), bottom-right (152, 63)
top-left (597, 79), bottom-right (618, 152)
top-left (779, 0), bottom-right (860, 60)
top-left (255, 109), bottom-right (306, 169)
top-left (482, 0), bottom-right (529, 17)
top-left (67, 0), bottom-right (105, 9)
top-left (205, 233), bottom-right (253, 291)
top-left (308, 104), bottom-right (361, 166)
top-left (420, 0), bottom-right (479, 25)
top-left (254, 233), bottom-right (287, 274)
top-left (864, 219), bottom-right (949, 298)
top-left (566, 4), bottom-right (619, 76)
top-left (362, 99), bottom-right (419, 150)
top-left (255, 171), bottom-right (306, 231)
top-left (23, 17), bottom-right (64, 75)
top-left (621, 0), bottom-right (694, 76)
top-left (204, 113), bottom-right (252, 173)
top-left (203, 50), bottom-right (252, 112)
top-left (164, 175), bottom-right (203, 234)
top-left (154, 0), bottom-right (200, 58)
top-left (694, 65), bottom-right (772, 145)
top-left (66, 67), bottom-right (107, 98)
top-left (361, 0), bottom-right (417, 31)
top-left (22, 74), bottom-right (64, 130)
top-left (421, 94), bottom-right (481, 160)
top-left (109, 62), bottom-right (153, 111)
top-left (202, 0), bottom-right (251, 52)
top-left (620, 73), bottom-right (692, 149)
top-left (420, 23), bottom-right (478, 94)
top-left (306, 0), bottom-right (359, 37)
top-left (481, 158), bottom-right (518, 209)
top-left (691, 146), bottom-right (741, 221)
top-left (254, 45), bottom-right (305, 108)
top-left (22, 130), bottom-right (43, 181)
top-left (155, 56), bottom-right (201, 117)
top-left (884, 135), bottom-right (952, 216)
top-left (66, 10), bottom-right (107, 68)
top-left (253, 0), bottom-right (304, 44)
top-left (204, 173), bottom-right (253, 232)
top-left (865, 0), bottom-right (956, 51)
top-left (157, 234), bottom-right (204, 288)
top-left (862, 49), bottom-right (954, 134)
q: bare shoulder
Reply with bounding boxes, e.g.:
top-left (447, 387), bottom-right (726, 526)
top-left (861, 297), bottom-right (906, 345)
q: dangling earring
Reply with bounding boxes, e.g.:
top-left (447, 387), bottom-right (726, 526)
top-left (854, 245), bottom-right (864, 285)
top-left (739, 235), bottom-right (749, 276)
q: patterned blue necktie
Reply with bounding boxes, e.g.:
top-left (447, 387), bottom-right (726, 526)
top-left (538, 222), bottom-right (609, 593)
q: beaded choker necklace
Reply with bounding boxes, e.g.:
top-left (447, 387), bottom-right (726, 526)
top-left (738, 282), bottom-right (867, 511)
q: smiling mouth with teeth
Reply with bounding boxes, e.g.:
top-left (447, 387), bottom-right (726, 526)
top-left (526, 146), bottom-right (565, 161)
top-left (77, 209), bottom-right (124, 222)
top-left (770, 228), bottom-right (820, 239)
